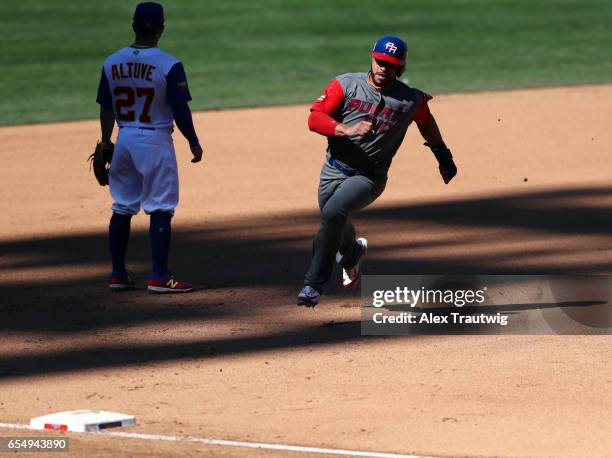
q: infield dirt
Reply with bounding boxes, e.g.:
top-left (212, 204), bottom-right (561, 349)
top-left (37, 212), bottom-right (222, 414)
top-left (0, 85), bottom-right (611, 457)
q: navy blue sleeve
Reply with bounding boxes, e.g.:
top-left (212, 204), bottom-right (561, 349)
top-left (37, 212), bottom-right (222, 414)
top-left (96, 68), bottom-right (113, 109)
top-left (173, 102), bottom-right (199, 146)
top-left (166, 62), bottom-right (192, 106)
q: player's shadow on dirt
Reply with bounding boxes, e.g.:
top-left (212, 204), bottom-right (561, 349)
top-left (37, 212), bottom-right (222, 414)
top-left (0, 184), bottom-right (611, 344)
top-left (0, 322), bottom-right (370, 379)
top-left (1, 298), bottom-right (608, 379)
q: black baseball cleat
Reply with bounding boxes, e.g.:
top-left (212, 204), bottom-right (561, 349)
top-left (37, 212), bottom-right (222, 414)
top-left (297, 286), bottom-right (321, 307)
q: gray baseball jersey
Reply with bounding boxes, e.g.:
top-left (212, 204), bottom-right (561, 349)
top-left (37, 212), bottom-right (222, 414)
top-left (310, 72), bottom-right (431, 172)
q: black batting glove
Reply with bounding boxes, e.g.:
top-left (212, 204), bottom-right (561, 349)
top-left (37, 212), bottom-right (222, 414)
top-left (425, 142), bottom-right (457, 184)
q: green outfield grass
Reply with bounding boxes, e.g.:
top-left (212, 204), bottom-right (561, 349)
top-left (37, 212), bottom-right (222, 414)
top-left (1, 0), bottom-right (611, 125)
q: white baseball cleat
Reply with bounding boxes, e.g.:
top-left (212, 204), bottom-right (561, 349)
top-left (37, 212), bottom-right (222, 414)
top-left (297, 286), bottom-right (321, 307)
top-left (338, 237), bottom-right (368, 288)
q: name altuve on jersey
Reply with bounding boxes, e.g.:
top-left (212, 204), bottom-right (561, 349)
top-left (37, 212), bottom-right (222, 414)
top-left (111, 62), bottom-right (156, 82)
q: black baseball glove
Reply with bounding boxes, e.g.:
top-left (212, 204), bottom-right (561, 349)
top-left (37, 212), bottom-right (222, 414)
top-left (88, 141), bottom-right (114, 186)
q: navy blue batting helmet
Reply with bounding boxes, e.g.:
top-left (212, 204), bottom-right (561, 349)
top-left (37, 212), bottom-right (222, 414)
top-left (372, 35), bottom-right (408, 66)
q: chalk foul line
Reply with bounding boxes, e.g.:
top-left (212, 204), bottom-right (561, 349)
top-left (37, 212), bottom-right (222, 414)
top-left (0, 422), bottom-right (432, 458)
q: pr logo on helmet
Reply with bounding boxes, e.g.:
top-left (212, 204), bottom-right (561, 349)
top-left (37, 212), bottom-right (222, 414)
top-left (385, 42), bottom-right (398, 54)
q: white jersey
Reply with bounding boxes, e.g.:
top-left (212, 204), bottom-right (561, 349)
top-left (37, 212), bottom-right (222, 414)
top-left (100, 47), bottom-right (186, 129)
top-left (97, 46), bottom-right (195, 216)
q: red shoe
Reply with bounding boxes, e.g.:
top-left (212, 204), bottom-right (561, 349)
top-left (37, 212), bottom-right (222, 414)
top-left (109, 272), bottom-right (136, 291)
top-left (147, 274), bottom-right (193, 293)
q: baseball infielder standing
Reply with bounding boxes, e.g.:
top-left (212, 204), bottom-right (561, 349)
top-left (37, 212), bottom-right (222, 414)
top-left (96, 2), bottom-right (203, 293)
top-left (297, 35), bottom-right (457, 306)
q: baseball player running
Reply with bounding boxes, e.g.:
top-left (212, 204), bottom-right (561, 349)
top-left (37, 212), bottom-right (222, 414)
top-left (96, 2), bottom-right (203, 293)
top-left (297, 35), bottom-right (457, 306)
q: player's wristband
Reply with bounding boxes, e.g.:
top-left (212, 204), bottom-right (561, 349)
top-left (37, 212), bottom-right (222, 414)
top-left (425, 142), bottom-right (453, 165)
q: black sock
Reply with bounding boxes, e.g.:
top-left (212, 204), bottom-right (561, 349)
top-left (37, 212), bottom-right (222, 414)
top-left (109, 212), bottom-right (132, 276)
top-left (150, 211), bottom-right (172, 277)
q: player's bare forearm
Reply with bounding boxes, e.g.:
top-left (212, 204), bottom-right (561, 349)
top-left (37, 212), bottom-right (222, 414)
top-left (416, 114), bottom-right (443, 146)
top-left (99, 106), bottom-right (115, 143)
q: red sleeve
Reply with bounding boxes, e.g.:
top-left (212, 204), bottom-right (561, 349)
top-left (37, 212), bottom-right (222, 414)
top-left (310, 79), bottom-right (345, 114)
top-left (308, 79), bottom-right (345, 136)
top-left (413, 91), bottom-right (433, 127)
top-left (308, 111), bottom-right (338, 136)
